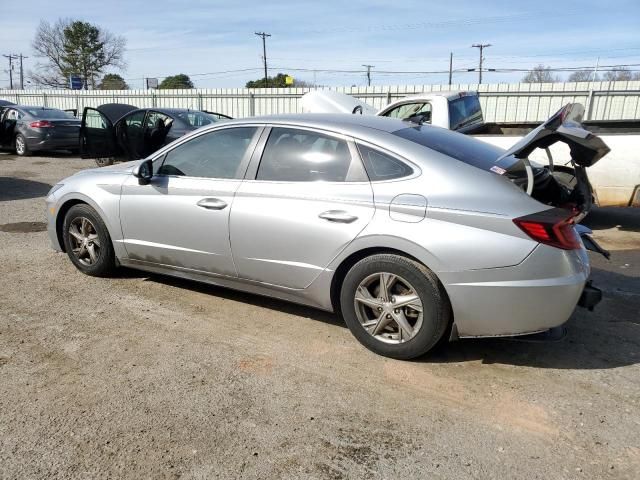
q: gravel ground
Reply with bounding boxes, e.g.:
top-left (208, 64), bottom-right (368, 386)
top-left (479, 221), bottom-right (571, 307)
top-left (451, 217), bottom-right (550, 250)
top-left (0, 152), bottom-right (639, 479)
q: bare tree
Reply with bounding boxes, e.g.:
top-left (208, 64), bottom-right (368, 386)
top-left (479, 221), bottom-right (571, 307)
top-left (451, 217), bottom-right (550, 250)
top-left (603, 67), bottom-right (636, 81)
top-left (521, 64), bottom-right (561, 83)
top-left (567, 69), bottom-right (599, 82)
top-left (31, 18), bottom-right (126, 88)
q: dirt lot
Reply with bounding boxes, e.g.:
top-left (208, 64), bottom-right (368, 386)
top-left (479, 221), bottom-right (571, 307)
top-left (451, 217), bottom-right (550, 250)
top-left (1, 153), bottom-right (639, 479)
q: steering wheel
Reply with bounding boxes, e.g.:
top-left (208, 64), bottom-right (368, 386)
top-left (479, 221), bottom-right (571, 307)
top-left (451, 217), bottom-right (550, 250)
top-left (352, 105), bottom-right (363, 115)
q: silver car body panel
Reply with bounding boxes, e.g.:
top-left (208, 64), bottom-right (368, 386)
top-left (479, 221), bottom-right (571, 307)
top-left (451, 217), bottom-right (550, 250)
top-left (47, 114), bottom-right (591, 338)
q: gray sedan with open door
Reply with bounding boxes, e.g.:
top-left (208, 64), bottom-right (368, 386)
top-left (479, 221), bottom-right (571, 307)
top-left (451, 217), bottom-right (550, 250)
top-left (46, 108), bottom-right (608, 359)
top-left (0, 105), bottom-right (80, 156)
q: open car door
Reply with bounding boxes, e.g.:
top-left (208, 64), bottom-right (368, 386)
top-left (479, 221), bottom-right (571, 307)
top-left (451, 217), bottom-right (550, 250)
top-left (81, 103), bottom-right (137, 166)
top-left (80, 107), bottom-right (120, 166)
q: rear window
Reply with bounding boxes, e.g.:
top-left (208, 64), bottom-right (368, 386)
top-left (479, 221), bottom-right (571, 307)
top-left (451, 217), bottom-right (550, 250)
top-left (176, 111), bottom-right (218, 128)
top-left (448, 96), bottom-right (483, 130)
top-left (393, 125), bottom-right (517, 172)
top-left (23, 108), bottom-right (71, 119)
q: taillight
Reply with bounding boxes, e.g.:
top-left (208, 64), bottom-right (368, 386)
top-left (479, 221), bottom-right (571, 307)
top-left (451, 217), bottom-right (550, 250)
top-left (513, 208), bottom-right (581, 250)
top-left (30, 120), bottom-right (53, 128)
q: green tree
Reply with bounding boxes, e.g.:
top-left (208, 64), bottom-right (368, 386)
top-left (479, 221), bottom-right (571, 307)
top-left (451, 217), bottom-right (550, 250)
top-left (159, 74), bottom-right (195, 89)
top-left (98, 73), bottom-right (129, 90)
top-left (521, 65), bottom-right (561, 83)
top-left (246, 73), bottom-right (292, 88)
top-left (32, 18), bottom-right (126, 89)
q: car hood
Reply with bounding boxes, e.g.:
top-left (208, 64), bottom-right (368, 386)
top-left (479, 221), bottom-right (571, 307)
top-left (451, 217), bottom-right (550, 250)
top-left (73, 160), bottom-right (139, 177)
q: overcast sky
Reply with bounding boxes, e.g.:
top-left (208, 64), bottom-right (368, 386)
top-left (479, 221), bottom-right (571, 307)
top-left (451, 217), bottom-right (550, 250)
top-left (1, 0), bottom-right (639, 89)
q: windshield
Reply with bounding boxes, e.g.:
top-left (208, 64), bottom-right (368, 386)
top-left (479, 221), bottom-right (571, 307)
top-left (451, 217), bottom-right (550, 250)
top-left (393, 125), bottom-right (518, 172)
top-left (448, 95), bottom-right (483, 130)
top-left (23, 108), bottom-right (74, 119)
top-left (176, 111), bottom-right (218, 128)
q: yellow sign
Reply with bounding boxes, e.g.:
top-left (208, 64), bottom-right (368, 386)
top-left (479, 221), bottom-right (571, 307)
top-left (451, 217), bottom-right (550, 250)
top-left (285, 75), bottom-right (294, 85)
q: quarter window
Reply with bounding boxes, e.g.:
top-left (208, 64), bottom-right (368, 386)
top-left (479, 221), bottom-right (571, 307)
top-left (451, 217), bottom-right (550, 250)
top-left (257, 127), bottom-right (362, 182)
top-left (157, 127), bottom-right (257, 179)
top-left (357, 144), bottom-right (414, 181)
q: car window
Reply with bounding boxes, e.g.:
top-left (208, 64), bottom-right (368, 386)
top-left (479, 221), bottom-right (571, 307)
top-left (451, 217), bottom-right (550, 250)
top-left (22, 108), bottom-right (68, 118)
top-left (393, 125), bottom-right (519, 172)
top-left (157, 127), bottom-right (258, 179)
top-left (448, 96), bottom-right (483, 130)
top-left (384, 102), bottom-right (432, 123)
top-left (146, 111), bottom-right (173, 130)
top-left (6, 109), bottom-right (19, 121)
top-left (85, 109), bottom-right (108, 129)
top-left (357, 144), bottom-right (414, 181)
top-left (257, 127), bottom-right (362, 182)
top-left (123, 111), bottom-right (146, 132)
top-left (176, 111), bottom-right (217, 128)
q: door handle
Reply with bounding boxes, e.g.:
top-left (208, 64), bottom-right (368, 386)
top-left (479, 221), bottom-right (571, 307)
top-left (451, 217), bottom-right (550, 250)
top-left (318, 210), bottom-right (358, 223)
top-left (197, 198), bottom-right (228, 210)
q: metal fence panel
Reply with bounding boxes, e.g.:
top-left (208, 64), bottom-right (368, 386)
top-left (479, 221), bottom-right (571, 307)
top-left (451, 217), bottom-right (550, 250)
top-left (1, 81), bottom-right (639, 122)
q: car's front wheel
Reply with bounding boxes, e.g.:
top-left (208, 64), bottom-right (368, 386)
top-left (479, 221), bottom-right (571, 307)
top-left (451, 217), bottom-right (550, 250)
top-left (62, 204), bottom-right (116, 277)
top-left (340, 254), bottom-right (451, 359)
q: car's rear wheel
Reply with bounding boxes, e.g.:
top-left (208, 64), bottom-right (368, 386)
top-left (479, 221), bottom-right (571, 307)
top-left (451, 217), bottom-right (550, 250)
top-left (62, 204), bottom-right (116, 277)
top-left (14, 134), bottom-right (30, 156)
top-left (340, 254), bottom-right (451, 359)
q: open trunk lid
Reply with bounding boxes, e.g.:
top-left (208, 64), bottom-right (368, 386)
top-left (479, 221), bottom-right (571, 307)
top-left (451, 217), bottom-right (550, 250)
top-left (499, 103), bottom-right (610, 167)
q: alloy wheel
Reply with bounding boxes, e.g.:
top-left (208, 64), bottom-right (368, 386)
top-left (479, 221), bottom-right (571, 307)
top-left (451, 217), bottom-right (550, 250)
top-left (353, 272), bottom-right (424, 344)
top-left (15, 136), bottom-right (25, 155)
top-left (68, 217), bottom-right (101, 266)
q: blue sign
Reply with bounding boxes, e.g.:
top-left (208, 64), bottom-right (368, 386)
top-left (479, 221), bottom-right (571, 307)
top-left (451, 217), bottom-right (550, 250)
top-left (69, 76), bottom-right (83, 90)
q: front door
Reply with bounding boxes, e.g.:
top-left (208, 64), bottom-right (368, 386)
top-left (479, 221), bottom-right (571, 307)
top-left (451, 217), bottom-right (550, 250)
top-left (230, 126), bottom-right (375, 289)
top-left (119, 126), bottom-right (261, 275)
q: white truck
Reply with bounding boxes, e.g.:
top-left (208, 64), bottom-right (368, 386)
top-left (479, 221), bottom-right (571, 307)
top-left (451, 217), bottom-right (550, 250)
top-left (302, 90), bottom-right (640, 208)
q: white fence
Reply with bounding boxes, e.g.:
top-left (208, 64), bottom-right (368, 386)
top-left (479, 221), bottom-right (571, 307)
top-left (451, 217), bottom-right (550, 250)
top-left (2, 81), bottom-right (640, 122)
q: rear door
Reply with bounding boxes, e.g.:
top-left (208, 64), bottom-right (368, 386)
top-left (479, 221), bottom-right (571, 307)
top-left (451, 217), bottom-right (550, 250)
top-left (80, 108), bottom-right (120, 159)
top-left (0, 108), bottom-right (20, 146)
top-left (229, 126), bottom-right (375, 289)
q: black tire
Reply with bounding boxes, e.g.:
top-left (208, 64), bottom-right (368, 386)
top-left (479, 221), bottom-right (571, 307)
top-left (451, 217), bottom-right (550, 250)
top-left (14, 133), bottom-right (30, 156)
top-left (62, 204), bottom-right (116, 277)
top-left (340, 254), bottom-right (451, 360)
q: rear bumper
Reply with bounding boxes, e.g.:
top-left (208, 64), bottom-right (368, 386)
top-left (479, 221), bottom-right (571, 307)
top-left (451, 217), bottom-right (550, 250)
top-left (440, 244), bottom-right (591, 337)
top-left (26, 131), bottom-right (79, 151)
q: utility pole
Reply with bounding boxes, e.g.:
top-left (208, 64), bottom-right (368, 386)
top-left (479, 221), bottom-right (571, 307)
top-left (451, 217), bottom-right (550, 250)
top-left (19, 54), bottom-right (28, 89)
top-left (448, 52), bottom-right (453, 86)
top-left (471, 43), bottom-right (491, 84)
top-left (3, 54), bottom-right (18, 89)
top-left (255, 32), bottom-right (271, 87)
top-left (362, 64), bottom-right (374, 86)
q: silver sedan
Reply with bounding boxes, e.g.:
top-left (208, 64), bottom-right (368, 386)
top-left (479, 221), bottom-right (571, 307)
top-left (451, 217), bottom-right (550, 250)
top-left (46, 111), bottom-right (606, 359)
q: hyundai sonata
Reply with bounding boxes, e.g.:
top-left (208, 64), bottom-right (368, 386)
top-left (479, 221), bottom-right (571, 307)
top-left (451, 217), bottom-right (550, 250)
top-left (46, 109), bottom-right (606, 359)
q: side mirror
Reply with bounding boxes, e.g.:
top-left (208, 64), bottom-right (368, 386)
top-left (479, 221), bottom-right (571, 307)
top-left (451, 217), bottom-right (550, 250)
top-left (133, 159), bottom-right (153, 185)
